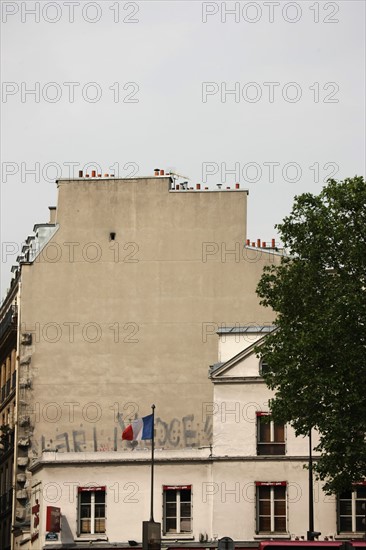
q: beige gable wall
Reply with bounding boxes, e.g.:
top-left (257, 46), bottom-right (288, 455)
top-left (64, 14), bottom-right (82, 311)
top-left (19, 177), bottom-right (279, 454)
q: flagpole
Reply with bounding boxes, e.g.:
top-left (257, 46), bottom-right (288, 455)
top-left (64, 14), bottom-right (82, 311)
top-left (150, 404), bottom-right (155, 522)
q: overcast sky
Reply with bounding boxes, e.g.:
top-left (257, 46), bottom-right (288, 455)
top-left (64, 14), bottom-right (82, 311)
top-left (1, 0), bottom-right (365, 298)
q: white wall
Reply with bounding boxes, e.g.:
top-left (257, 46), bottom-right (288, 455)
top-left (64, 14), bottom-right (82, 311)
top-left (30, 451), bottom-right (212, 545)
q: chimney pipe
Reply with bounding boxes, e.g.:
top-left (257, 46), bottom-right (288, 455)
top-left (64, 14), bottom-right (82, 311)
top-left (92, 170), bottom-right (96, 178)
top-left (272, 238), bottom-right (276, 248)
top-left (160, 169), bottom-right (165, 176)
top-left (257, 238), bottom-right (261, 247)
top-left (176, 184), bottom-right (179, 190)
top-left (263, 242), bottom-right (266, 248)
top-left (154, 168), bottom-right (159, 176)
top-left (98, 174), bottom-right (102, 177)
top-left (85, 174), bottom-right (89, 177)
top-left (252, 242), bottom-right (255, 247)
top-left (196, 184), bottom-right (201, 190)
top-left (104, 173), bottom-right (109, 177)
top-left (235, 183), bottom-right (240, 189)
top-left (246, 239), bottom-right (250, 246)
top-left (79, 170), bottom-right (83, 178)
top-left (49, 207), bottom-right (57, 224)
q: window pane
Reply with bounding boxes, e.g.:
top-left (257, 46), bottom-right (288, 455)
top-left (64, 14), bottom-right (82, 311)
top-left (259, 517), bottom-right (271, 531)
top-left (260, 362), bottom-right (269, 375)
top-left (180, 518), bottom-right (191, 532)
top-left (180, 489), bottom-right (191, 502)
top-left (356, 500), bottom-right (366, 515)
top-left (80, 492), bottom-right (91, 504)
top-left (274, 444), bottom-right (286, 455)
top-left (275, 486), bottom-right (286, 500)
top-left (180, 502), bottom-right (191, 517)
top-left (80, 505), bottom-right (91, 518)
top-left (339, 517), bottom-right (352, 532)
top-left (274, 500), bottom-right (286, 515)
top-left (95, 492), bottom-right (105, 504)
top-left (259, 421), bottom-right (271, 442)
top-left (274, 424), bottom-right (284, 442)
top-left (357, 487), bottom-right (366, 498)
top-left (340, 500), bottom-right (352, 515)
top-left (165, 518), bottom-right (176, 533)
top-left (95, 504), bottom-right (105, 518)
top-left (259, 501), bottom-right (271, 515)
top-left (258, 443), bottom-right (285, 455)
top-left (81, 519), bottom-right (91, 533)
top-left (165, 503), bottom-right (176, 516)
top-left (274, 516), bottom-right (287, 532)
top-left (259, 487), bottom-right (270, 499)
top-left (356, 516), bottom-right (366, 532)
top-left (95, 518), bottom-right (105, 533)
top-left (257, 443), bottom-right (269, 455)
top-left (165, 490), bottom-right (176, 501)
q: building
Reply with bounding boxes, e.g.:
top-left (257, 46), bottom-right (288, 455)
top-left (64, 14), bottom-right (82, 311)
top-left (0, 279), bottom-right (18, 550)
top-left (208, 326), bottom-right (334, 540)
top-left (1, 171), bottom-right (365, 548)
top-left (0, 171), bottom-right (283, 548)
top-left (13, 325), bottom-right (366, 547)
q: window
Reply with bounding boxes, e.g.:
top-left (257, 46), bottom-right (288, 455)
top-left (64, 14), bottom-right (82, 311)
top-left (339, 484), bottom-right (366, 533)
top-left (163, 485), bottom-right (192, 535)
top-left (257, 413), bottom-right (285, 455)
top-left (256, 482), bottom-right (287, 533)
top-left (259, 360), bottom-right (270, 376)
top-left (78, 487), bottom-right (106, 536)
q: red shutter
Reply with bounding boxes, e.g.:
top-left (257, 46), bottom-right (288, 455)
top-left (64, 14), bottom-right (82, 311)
top-left (46, 507), bottom-right (61, 532)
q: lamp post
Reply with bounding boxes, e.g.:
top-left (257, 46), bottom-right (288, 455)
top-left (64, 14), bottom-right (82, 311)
top-left (307, 428), bottom-right (321, 541)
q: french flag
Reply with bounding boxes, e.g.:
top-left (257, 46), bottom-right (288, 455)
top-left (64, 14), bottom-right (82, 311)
top-left (122, 414), bottom-right (153, 441)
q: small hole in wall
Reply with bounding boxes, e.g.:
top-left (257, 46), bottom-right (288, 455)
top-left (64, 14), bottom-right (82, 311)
top-left (110, 232), bottom-right (116, 241)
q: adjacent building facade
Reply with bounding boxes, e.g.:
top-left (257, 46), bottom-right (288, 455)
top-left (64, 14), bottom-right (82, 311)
top-left (0, 281), bottom-right (18, 550)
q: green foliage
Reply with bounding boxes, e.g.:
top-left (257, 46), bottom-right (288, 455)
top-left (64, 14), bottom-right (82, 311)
top-left (256, 176), bottom-right (366, 494)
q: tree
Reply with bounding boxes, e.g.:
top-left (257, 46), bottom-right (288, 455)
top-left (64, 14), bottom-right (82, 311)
top-left (256, 176), bottom-right (366, 494)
